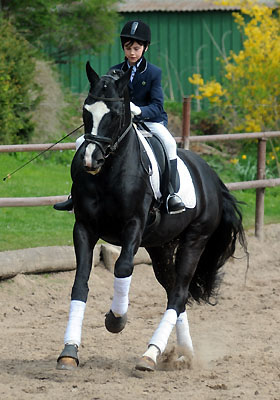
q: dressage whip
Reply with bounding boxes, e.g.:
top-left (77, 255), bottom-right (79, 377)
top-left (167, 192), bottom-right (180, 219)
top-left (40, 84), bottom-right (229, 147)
top-left (2, 124), bottom-right (84, 181)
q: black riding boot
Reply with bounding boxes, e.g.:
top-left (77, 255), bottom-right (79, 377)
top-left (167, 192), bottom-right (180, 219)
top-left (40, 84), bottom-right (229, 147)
top-left (53, 195), bottom-right (73, 211)
top-left (166, 159), bottom-right (185, 214)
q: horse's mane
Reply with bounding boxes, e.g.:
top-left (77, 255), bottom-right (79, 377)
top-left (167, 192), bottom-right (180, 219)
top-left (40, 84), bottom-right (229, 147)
top-left (105, 68), bottom-right (131, 128)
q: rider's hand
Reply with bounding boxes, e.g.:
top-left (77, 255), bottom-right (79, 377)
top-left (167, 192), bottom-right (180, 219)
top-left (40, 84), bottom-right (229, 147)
top-left (130, 102), bottom-right (141, 116)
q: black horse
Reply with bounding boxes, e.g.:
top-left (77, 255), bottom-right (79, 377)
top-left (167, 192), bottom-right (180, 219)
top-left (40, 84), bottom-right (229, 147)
top-left (56, 62), bottom-right (247, 371)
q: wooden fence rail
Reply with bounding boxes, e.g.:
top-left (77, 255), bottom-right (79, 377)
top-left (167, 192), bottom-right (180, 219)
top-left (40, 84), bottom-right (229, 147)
top-left (1, 131), bottom-right (280, 153)
top-left (1, 104), bottom-right (280, 239)
top-left (0, 143), bottom-right (76, 153)
top-left (1, 178), bottom-right (280, 208)
top-left (180, 98), bottom-right (280, 240)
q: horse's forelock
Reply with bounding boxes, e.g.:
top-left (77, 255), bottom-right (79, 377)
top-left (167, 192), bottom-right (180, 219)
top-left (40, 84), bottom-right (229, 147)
top-left (88, 75), bottom-right (119, 101)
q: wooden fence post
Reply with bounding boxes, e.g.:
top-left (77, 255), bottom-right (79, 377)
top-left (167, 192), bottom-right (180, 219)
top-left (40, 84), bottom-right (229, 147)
top-left (255, 138), bottom-right (267, 240)
top-left (182, 97), bottom-right (191, 150)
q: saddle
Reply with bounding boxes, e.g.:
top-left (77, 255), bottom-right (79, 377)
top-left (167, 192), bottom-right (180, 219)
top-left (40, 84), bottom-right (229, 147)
top-left (135, 122), bottom-right (179, 201)
top-left (134, 122), bottom-right (180, 231)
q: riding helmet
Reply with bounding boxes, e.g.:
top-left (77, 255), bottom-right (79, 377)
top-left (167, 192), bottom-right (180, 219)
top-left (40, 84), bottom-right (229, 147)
top-left (120, 20), bottom-right (151, 48)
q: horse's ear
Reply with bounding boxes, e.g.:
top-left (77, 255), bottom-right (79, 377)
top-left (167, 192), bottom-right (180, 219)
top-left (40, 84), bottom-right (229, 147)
top-left (115, 67), bottom-right (132, 95)
top-left (86, 61), bottom-right (100, 85)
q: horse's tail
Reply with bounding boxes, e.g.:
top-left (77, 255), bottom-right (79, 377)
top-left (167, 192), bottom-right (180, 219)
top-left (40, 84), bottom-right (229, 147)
top-left (189, 180), bottom-right (247, 304)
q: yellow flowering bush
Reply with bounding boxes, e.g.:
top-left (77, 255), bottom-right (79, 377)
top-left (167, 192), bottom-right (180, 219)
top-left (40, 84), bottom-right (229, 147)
top-left (188, 0), bottom-right (280, 133)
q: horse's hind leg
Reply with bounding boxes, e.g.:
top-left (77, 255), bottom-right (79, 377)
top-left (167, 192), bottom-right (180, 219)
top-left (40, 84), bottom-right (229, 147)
top-left (176, 310), bottom-right (193, 358)
top-left (138, 309), bottom-right (194, 370)
top-left (136, 235), bottom-right (206, 371)
top-left (135, 244), bottom-right (187, 371)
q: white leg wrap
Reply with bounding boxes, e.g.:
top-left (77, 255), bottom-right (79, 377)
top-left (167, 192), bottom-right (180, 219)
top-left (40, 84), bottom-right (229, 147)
top-left (176, 311), bottom-right (194, 353)
top-left (143, 345), bottom-right (160, 364)
top-left (148, 309), bottom-right (177, 354)
top-left (111, 276), bottom-right (132, 316)
top-left (64, 300), bottom-right (86, 347)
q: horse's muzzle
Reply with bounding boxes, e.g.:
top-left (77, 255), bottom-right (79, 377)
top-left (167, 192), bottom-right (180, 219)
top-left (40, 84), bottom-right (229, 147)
top-left (85, 166), bottom-right (101, 175)
top-left (84, 143), bottom-right (105, 173)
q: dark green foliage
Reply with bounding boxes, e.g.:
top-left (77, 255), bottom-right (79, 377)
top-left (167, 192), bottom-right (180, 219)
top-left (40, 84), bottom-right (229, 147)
top-left (165, 101), bottom-right (182, 117)
top-left (191, 110), bottom-right (223, 136)
top-left (1, 0), bottom-right (120, 61)
top-left (0, 0), bottom-right (120, 144)
top-left (0, 19), bottom-right (40, 144)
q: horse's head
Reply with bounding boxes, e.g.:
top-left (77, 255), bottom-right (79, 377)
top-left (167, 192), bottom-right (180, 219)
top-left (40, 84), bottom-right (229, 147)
top-left (82, 61), bottom-right (131, 175)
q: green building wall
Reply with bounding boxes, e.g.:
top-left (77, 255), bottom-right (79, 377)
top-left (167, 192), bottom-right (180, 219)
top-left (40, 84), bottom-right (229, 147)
top-left (57, 11), bottom-right (243, 102)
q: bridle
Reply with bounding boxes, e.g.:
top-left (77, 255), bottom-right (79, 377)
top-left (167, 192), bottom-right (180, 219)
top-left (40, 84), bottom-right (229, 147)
top-left (87, 93), bottom-right (124, 102)
top-left (83, 89), bottom-right (132, 158)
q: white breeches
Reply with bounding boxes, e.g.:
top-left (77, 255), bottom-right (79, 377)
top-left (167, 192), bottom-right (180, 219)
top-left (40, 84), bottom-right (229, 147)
top-left (144, 122), bottom-right (177, 160)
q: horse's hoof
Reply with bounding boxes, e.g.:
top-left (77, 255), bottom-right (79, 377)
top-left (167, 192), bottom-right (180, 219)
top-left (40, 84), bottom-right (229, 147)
top-left (56, 356), bottom-right (78, 370)
top-left (105, 310), bottom-right (127, 333)
top-left (56, 344), bottom-right (79, 370)
top-left (135, 356), bottom-right (156, 372)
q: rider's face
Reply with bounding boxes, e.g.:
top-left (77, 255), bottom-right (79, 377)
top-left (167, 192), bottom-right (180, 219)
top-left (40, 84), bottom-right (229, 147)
top-left (124, 41), bottom-right (146, 66)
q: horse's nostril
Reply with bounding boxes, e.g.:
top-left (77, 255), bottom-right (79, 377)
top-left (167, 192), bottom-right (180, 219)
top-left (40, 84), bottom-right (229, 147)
top-left (91, 158), bottom-right (104, 170)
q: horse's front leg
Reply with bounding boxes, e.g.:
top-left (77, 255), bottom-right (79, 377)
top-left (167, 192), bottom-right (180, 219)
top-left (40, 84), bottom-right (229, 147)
top-left (105, 218), bottom-right (143, 334)
top-left (57, 221), bottom-right (98, 370)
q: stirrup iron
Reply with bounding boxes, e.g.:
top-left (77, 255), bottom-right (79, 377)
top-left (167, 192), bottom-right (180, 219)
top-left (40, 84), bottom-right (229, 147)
top-left (166, 194), bottom-right (185, 215)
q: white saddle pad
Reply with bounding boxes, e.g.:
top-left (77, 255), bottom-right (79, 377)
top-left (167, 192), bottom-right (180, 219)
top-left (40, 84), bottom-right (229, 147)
top-left (136, 129), bottom-right (196, 209)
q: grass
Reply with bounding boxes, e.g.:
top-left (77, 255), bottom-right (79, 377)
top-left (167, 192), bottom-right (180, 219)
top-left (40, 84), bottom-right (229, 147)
top-left (232, 188), bottom-right (280, 228)
top-left (1, 145), bottom-right (280, 252)
top-left (203, 152), bottom-right (280, 228)
top-left (1, 152), bottom-right (75, 251)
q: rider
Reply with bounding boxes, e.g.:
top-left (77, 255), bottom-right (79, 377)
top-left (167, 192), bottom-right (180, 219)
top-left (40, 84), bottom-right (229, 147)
top-left (54, 20), bottom-right (185, 214)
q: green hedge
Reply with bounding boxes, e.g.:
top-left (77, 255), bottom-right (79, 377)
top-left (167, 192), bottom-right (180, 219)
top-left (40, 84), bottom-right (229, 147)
top-left (0, 19), bottom-right (40, 144)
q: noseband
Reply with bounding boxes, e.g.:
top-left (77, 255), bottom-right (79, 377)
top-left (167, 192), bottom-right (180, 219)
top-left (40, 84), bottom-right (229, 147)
top-left (84, 133), bottom-right (112, 158)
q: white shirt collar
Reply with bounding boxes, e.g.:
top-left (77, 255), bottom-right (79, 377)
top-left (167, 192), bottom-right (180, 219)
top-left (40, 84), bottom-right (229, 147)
top-left (127, 58), bottom-right (142, 69)
top-left (127, 59), bottom-right (142, 81)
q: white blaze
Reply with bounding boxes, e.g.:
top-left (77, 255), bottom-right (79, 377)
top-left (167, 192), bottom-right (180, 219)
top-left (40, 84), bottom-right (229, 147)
top-left (84, 143), bottom-right (96, 168)
top-left (84, 101), bottom-right (110, 135)
top-left (84, 101), bottom-right (110, 168)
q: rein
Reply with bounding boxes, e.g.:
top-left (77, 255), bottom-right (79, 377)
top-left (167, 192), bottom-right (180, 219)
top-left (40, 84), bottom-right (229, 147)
top-left (2, 124), bottom-right (84, 181)
top-left (110, 120), bottom-right (133, 152)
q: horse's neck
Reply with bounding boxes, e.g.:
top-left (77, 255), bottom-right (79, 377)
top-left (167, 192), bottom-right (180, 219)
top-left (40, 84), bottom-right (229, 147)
top-left (107, 126), bottom-right (139, 173)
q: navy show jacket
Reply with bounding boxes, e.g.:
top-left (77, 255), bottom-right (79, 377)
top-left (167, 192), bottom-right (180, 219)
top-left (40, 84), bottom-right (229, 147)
top-left (112, 58), bottom-right (168, 126)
